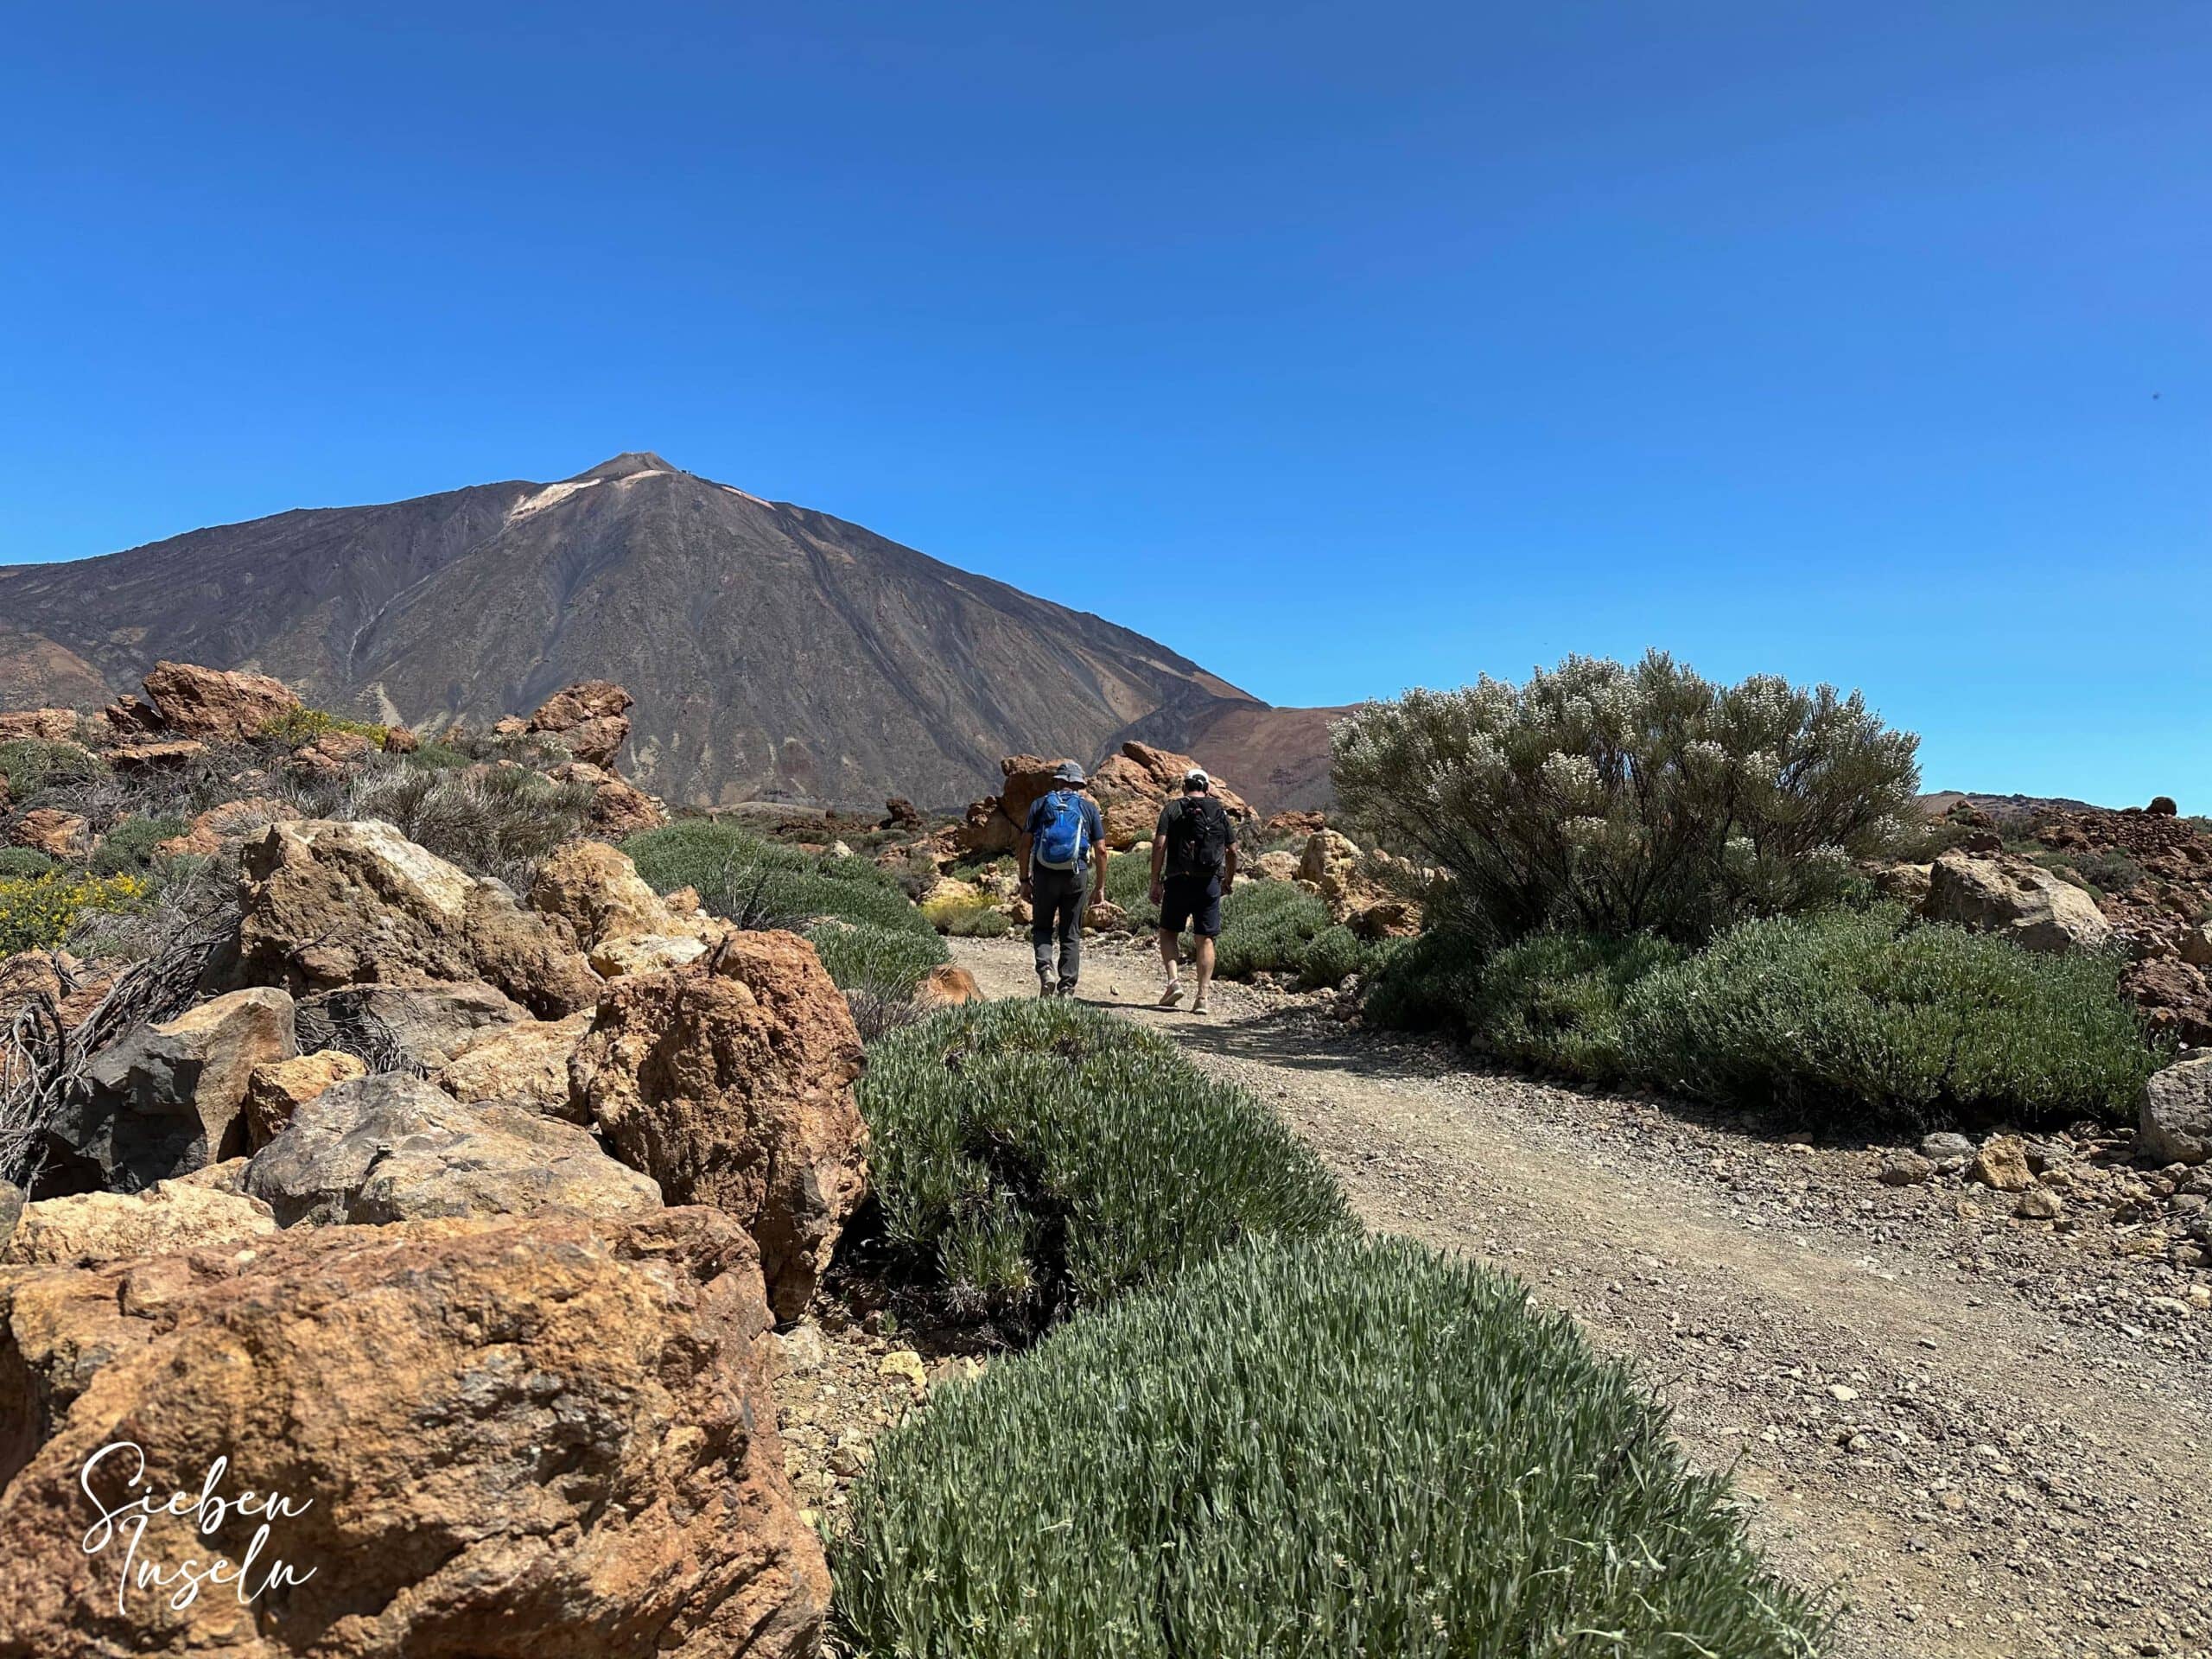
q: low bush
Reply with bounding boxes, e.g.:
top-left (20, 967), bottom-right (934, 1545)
top-left (257, 706), bottom-right (390, 747)
top-left (836, 1232), bottom-right (1827, 1658)
top-left (625, 819), bottom-right (933, 938)
top-left (0, 870), bottom-right (153, 955)
top-left (1103, 839), bottom-right (1159, 929)
top-left (1294, 922), bottom-right (1365, 989)
top-left (1622, 906), bottom-right (2162, 1131)
top-left (0, 848), bottom-right (60, 880)
top-left (857, 1000), bottom-right (1351, 1325)
top-left (0, 738), bottom-right (107, 800)
top-left (1470, 930), bottom-right (1684, 1084)
top-left (88, 815), bottom-right (187, 875)
top-left (920, 886), bottom-right (1008, 937)
top-left (1359, 925), bottom-right (1490, 1033)
top-left (339, 763), bottom-right (595, 892)
top-left (1213, 881), bottom-right (1330, 978)
top-left (805, 918), bottom-right (950, 1001)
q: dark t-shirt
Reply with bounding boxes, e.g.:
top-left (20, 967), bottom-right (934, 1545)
top-left (1025, 790), bottom-right (1105, 871)
top-left (1155, 794), bottom-right (1230, 880)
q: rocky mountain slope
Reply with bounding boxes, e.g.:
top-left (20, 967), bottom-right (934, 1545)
top-left (0, 454), bottom-right (1336, 811)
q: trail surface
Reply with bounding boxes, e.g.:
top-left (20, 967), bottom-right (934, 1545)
top-left (953, 935), bottom-right (2212, 1659)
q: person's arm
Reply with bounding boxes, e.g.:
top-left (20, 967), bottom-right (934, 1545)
top-left (1017, 831), bottom-right (1033, 898)
top-left (1148, 808), bottom-right (1170, 905)
top-left (1223, 830), bottom-right (1237, 892)
top-left (1089, 804), bottom-right (1108, 906)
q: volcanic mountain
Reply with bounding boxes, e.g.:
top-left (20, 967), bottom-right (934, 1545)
top-left (0, 453), bottom-right (1336, 810)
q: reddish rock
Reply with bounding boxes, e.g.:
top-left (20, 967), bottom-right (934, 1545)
top-left (154, 796), bottom-right (301, 859)
top-left (105, 738), bottom-right (209, 772)
top-left (0, 710), bottom-right (81, 744)
top-left (242, 1049), bottom-right (370, 1148)
top-left (0, 1209), bottom-right (828, 1658)
top-left (381, 723), bottom-right (419, 754)
top-left (140, 659), bottom-right (302, 742)
top-left (570, 932), bottom-right (868, 1320)
top-left (528, 680), bottom-right (635, 766)
top-left (550, 760), bottom-right (669, 837)
top-left (8, 808), bottom-right (92, 859)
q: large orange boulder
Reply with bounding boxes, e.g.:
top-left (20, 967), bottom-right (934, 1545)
top-left (569, 932), bottom-right (868, 1320)
top-left (236, 818), bottom-right (602, 1018)
top-left (0, 1208), bottom-right (829, 1658)
top-left (1088, 741), bottom-right (1251, 850)
top-left (956, 754), bottom-right (1061, 855)
top-left (527, 680), bottom-right (634, 766)
top-left (140, 659), bottom-right (302, 742)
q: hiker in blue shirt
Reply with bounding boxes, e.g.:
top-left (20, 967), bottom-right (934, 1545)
top-left (1017, 760), bottom-right (1108, 998)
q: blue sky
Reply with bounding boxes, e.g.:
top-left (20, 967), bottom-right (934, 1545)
top-left (2, 3), bottom-right (2205, 806)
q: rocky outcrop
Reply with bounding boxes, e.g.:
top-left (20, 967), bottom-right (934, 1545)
top-left (0, 1209), bottom-right (828, 1657)
top-left (140, 658), bottom-right (301, 741)
top-left (42, 988), bottom-right (296, 1192)
top-left (2139, 1057), bottom-right (2212, 1166)
top-left (1294, 829), bottom-right (1423, 939)
top-left (528, 839), bottom-right (724, 976)
top-left (0, 709), bottom-right (80, 744)
top-left (570, 933), bottom-right (868, 1319)
top-left (915, 963), bottom-right (982, 1007)
top-left (0, 1177), bottom-right (276, 1267)
top-left (956, 754), bottom-right (1059, 855)
top-left (435, 1010), bottom-right (594, 1117)
top-left (296, 980), bottom-right (529, 1069)
top-left (245, 1072), bottom-right (660, 1226)
top-left (1089, 741), bottom-right (1252, 849)
top-left (154, 795), bottom-right (300, 858)
top-left (242, 1049), bottom-right (369, 1148)
top-left (528, 679), bottom-right (634, 766)
top-left (9, 807), bottom-right (91, 858)
top-left (551, 759), bottom-right (668, 837)
top-left (1922, 851), bottom-right (2115, 954)
top-left (238, 818), bottom-right (601, 1016)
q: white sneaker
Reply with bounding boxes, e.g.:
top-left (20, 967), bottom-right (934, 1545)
top-left (1157, 979), bottom-right (1184, 1007)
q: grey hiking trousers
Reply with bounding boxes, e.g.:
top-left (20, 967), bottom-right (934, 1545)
top-left (1031, 865), bottom-right (1089, 988)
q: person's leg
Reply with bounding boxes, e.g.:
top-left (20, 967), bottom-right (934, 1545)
top-left (1192, 935), bottom-right (1217, 1011)
top-left (1030, 870), bottom-right (1059, 993)
top-left (1056, 874), bottom-right (1084, 992)
top-left (1189, 884), bottom-right (1224, 1013)
top-left (1155, 879), bottom-right (1186, 1004)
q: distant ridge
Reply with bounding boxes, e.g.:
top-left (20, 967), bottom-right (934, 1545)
top-left (0, 454), bottom-right (1335, 810)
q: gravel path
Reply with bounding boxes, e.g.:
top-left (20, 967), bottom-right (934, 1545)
top-left (952, 934), bottom-right (2212, 1659)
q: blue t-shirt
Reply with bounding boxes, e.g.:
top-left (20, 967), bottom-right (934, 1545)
top-left (1025, 790), bottom-right (1105, 873)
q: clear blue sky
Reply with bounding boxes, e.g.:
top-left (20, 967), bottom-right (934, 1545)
top-left (3, 3), bottom-right (2205, 806)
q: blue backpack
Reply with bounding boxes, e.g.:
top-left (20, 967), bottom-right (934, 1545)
top-left (1033, 789), bottom-right (1092, 871)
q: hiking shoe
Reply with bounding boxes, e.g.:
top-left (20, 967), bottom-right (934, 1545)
top-left (1190, 999), bottom-right (1211, 1016)
top-left (1157, 980), bottom-right (1185, 1008)
top-left (1058, 979), bottom-right (1079, 1000)
top-left (1037, 976), bottom-right (1057, 999)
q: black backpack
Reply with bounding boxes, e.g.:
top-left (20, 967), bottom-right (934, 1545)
top-left (1163, 795), bottom-right (1231, 878)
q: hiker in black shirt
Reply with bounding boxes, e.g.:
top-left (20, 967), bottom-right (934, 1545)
top-left (1149, 767), bottom-right (1236, 1014)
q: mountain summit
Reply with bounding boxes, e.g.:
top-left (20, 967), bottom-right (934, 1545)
top-left (0, 457), bottom-right (1319, 809)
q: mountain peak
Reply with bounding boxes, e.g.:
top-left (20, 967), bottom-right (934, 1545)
top-left (568, 451), bottom-right (677, 481)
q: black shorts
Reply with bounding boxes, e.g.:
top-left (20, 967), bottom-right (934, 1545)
top-left (1159, 873), bottom-right (1223, 938)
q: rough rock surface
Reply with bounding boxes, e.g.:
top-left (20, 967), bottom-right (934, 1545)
top-left (1922, 850), bottom-right (2116, 954)
top-left (140, 658), bottom-right (302, 741)
top-left (528, 839), bottom-right (723, 976)
top-left (9, 807), bottom-right (91, 858)
top-left (297, 980), bottom-right (528, 1070)
top-left (571, 932), bottom-right (868, 1320)
top-left (527, 679), bottom-right (634, 766)
top-left (0, 1209), bottom-right (828, 1657)
top-left (242, 1049), bottom-right (370, 1148)
top-left (0, 1180), bottom-right (26, 1252)
top-left (44, 988), bottom-right (296, 1192)
top-left (0, 1178), bottom-right (276, 1267)
top-left (550, 760), bottom-right (668, 836)
top-left (238, 818), bottom-right (601, 1016)
top-left (1088, 740), bottom-right (1253, 849)
top-left (153, 795), bottom-right (299, 857)
top-left (0, 709), bottom-right (81, 744)
top-left (245, 1072), bottom-right (660, 1226)
top-left (2139, 1056), bottom-right (2212, 1166)
top-left (435, 1010), bottom-right (594, 1118)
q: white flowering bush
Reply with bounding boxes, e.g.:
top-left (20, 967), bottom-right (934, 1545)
top-left (1332, 652), bottom-right (1919, 944)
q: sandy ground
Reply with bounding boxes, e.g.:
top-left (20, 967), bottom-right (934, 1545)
top-left (947, 932), bottom-right (2212, 1659)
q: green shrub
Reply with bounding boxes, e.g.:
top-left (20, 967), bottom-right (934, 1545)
top-left (0, 870), bottom-right (154, 955)
top-left (943, 905), bottom-right (1011, 938)
top-left (624, 819), bottom-right (933, 938)
top-left (1333, 651), bottom-right (1919, 945)
top-left (0, 847), bottom-right (60, 880)
top-left (1622, 906), bottom-right (2162, 1131)
top-left (1470, 930), bottom-right (1684, 1084)
top-left (89, 814), bottom-right (187, 875)
top-left (2047, 849), bottom-right (2145, 899)
top-left (805, 918), bottom-right (950, 1000)
top-left (1213, 881), bottom-right (1331, 978)
top-left (920, 886), bottom-right (1006, 935)
top-left (1294, 922), bottom-right (1365, 989)
top-left (1103, 839), bottom-right (1159, 929)
top-left (257, 706), bottom-right (389, 747)
top-left (1360, 925), bottom-right (1488, 1033)
top-left (836, 1232), bottom-right (1827, 1658)
top-left (0, 738), bottom-right (107, 800)
top-left (857, 1000), bottom-right (1351, 1324)
top-left (340, 763), bottom-right (594, 891)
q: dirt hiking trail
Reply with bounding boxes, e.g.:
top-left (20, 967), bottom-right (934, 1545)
top-left (952, 934), bottom-right (2212, 1659)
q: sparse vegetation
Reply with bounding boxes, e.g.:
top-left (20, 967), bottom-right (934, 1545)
top-left (257, 705), bottom-right (391, 747)
top-left (807, 918), bottom-right (949, 1001)
top-left (0, 870), bottom-right (153, 955)
top-left (836, 1232), bottom-right (1828, 1658)
top-left (856, 999), bottom-right (1351, 1326)
top-left (1621, 906), bottom-right (2162, 1132)
top-left (1332, 652), bottom-right (1920, 946)
top-left (0, 738), bottom-right (107, 800)
top-left (338, 763), bottom-right (596, 892)
top-left (88, 814), bottom-right (187, 875)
